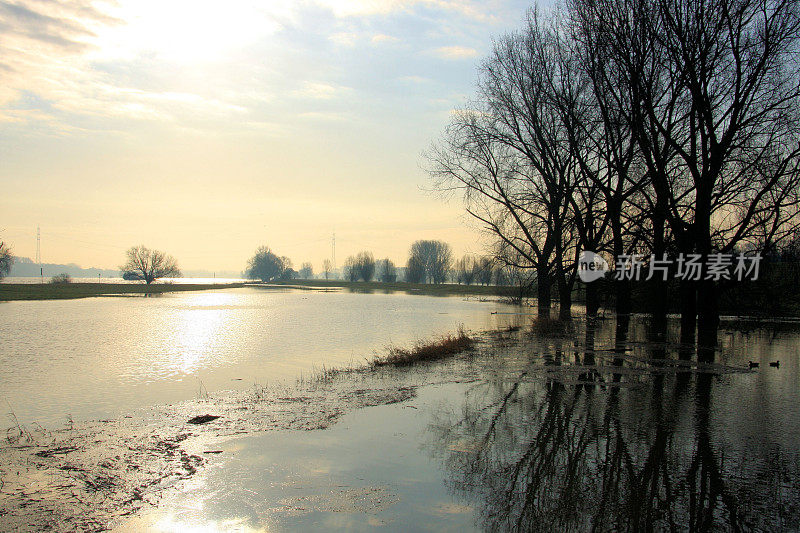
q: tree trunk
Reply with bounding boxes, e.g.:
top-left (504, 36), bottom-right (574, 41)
top-left (558, 274), bottom-right (572, 320)
top-left (679, 278), bottom-right (697, 360)
top-left (585, 281), bottom-right (599, 317)
top-left (697, 278), bottom-right (719, 362)
top-left (649, 199), bottom-right (668, 346)
top-left (537, 265), bottom-right (551, 318)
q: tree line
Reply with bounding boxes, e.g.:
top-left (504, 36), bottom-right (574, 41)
top-left (244, 239), bottom-right (528, 286)
top-left (426, 0), bottom-right (800, 354)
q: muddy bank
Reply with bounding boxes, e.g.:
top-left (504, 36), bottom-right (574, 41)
top-left (0, 372), bottom-right (417, 532)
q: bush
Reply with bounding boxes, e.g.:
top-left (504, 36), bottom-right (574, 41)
top-left (49, 273), bottom-right (72, 284)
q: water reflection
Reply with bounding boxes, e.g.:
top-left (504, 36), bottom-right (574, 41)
top-left (0, 288), bottom-right (514, 427)
top-left (426, 318), bottom-right (800, 531)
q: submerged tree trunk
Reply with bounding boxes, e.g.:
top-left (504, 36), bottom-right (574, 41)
top-left (649, 201), bottom-right (668, 347)
top-left (585, 281), bottom-right (599, 317)
top-left (537, 266), bottom-right (551, 318)
top-left (558, 275), bottom-right (573, 320)
top-left (679, 279), bottom-right (697, 360)
top-left (697, 278), bottom-right (719, 362)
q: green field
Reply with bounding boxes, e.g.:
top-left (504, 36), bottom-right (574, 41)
top-left (0, 282), bottom-right (251, 301)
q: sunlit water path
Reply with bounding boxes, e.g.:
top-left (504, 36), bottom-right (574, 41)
top-left (0, 287), bottom-right (512, 427)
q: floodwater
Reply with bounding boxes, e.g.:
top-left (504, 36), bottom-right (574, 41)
top-left (3, 288), bottom-right (800, 531)
top-left (118, 316), bottom-right (800, 532)
top-left (0, 287), bottom-right (512, 428)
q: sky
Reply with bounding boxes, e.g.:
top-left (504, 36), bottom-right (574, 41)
top-left (0, 0), bottom-right (536, 273)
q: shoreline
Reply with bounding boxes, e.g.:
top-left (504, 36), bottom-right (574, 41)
top-left (0, 282), bottom-right (253, 301)
top-left (0, 280), bottom-right (512, 302)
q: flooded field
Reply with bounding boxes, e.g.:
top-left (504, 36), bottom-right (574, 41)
top-left (0, 287), bottom-right (513, 427)
top-left (2, 290), bottom-right (800, 531)
top-left (110, 317), bottom-right (800, 531)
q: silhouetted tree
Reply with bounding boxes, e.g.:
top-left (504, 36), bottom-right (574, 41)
top-left (408, 240), bottom-right (453, 284)
top-left (356, 251), bottom-right (376, 282)
top-left (323, 259), bottom-right (332, 280)
top-left (405, 255), bottom-right (426, 283)
top-left (475, 257), bottom-right (495, 285)
top-left (343, 256), bottom-right (358, 282)
top-left (298, 262), bottom-right (313, 279)
top-left (455, 255), bottom-right (479, 285)
top-left (343, 252), bottom-right (376, 282)
top-left (121, 245), bottom-right (181, 284)
top-left (0, 241), bottom-right (13, 281)
top-left (245, 246), bottom-right (288, 282)
top-left (377, 258), bottom-right (397, 283)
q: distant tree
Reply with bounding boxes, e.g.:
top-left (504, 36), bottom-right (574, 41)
top-left (405, 255), bottom-right (426, 283)
top-left (377, 258), bottom-right (397, 283)
top-left (322, 259), bottom-right (332, 280)
top-left (50, 273), bottom-right (72, 284)
top-left (121, 245), bottom-right (181, 284)
top-left (355, 251), bottom-right (376, 282)
top-left (343, 256), bottom-right (358, 282)
top-left (280, 267), bottom-right (297, 281)
top-left (245, 246), bottom-right (289, 282)
top-left (475, 257), bottom-right (495, 286)
top-left (408, 240), bottom-right (453, 284)
top-left (0, 241), bottom-right (13, 281)
top-left (344, 252), bottom-right (376, 282)
top-left (455, 255), bottom-right (479, 285)
top-left (299, 262), bottom-right (313, 279)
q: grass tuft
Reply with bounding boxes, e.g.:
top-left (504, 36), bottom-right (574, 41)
top-left (372, 326), bottom-right (474, 367)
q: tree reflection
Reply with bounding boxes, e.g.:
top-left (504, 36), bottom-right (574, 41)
top-left (425, 326), bottom-right (800, 531)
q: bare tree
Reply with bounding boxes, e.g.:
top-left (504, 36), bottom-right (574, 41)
top-left (298, 262), bottom-right (313, 279)
top-left (343, 252), bottom-right (376, 282)
top-left (576, 0), bottom-right (800, 350)
top-left (455, 255), bottom-right (479, 285)
top-left (405, 255), bottom-right (426, 283)
top-left (322, 259), bottom-right (332, 280)
top-left (377, 258), bottom-right (397, 283)
top-left (0, 241), bottom-right (13, 280)
top-left (475, 256), bottom-right (496, 285)
top-left (121, 246), bottom-right (181, 284)
top-left (427, 12), bottom-right (589, 315)
top-left (408, 240), bottom-right (453, 284)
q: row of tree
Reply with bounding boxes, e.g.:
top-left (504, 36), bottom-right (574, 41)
top-left (427, 0), bottom-right (800, 353)
top-left (246, 240), bottom-right (506, 285)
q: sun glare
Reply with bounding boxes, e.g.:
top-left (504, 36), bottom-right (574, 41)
top-left (92, 0), bottom-right (286, 63)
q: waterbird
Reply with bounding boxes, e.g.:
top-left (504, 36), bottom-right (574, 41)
top-left (770, 361), bottom-right (780, 368)
top-left (749, 361), bottom-right (760, 368)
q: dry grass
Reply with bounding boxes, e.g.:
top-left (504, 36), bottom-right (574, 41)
top-left (372, 326), bottom-right (475, 367)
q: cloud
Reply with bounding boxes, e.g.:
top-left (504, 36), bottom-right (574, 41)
top-left (312, 0), bottom-right (498, 22)
top-left (329, 32), bottom-right (359, 47)
top-left (400, 75), bottom-right (431, 84)
top-left (292, 81), bottom-right (351, 101)
top-left (296, 111), bottom-right (347, 121)
top-left (432, 45), bottom-right (479, 59)
top-left (371, 33), bottom-right (399, 44)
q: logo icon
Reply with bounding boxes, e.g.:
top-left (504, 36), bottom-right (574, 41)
top-left (578, 251), bottom-right (609, 283)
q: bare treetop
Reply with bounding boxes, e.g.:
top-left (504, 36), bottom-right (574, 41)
top-left (121, 246), bottom-right (181, 284)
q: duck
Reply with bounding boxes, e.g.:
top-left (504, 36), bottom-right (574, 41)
top-left (770, 361), bottom-right (780, 368)
top-left (749, 361), bottom-right (759, 368)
